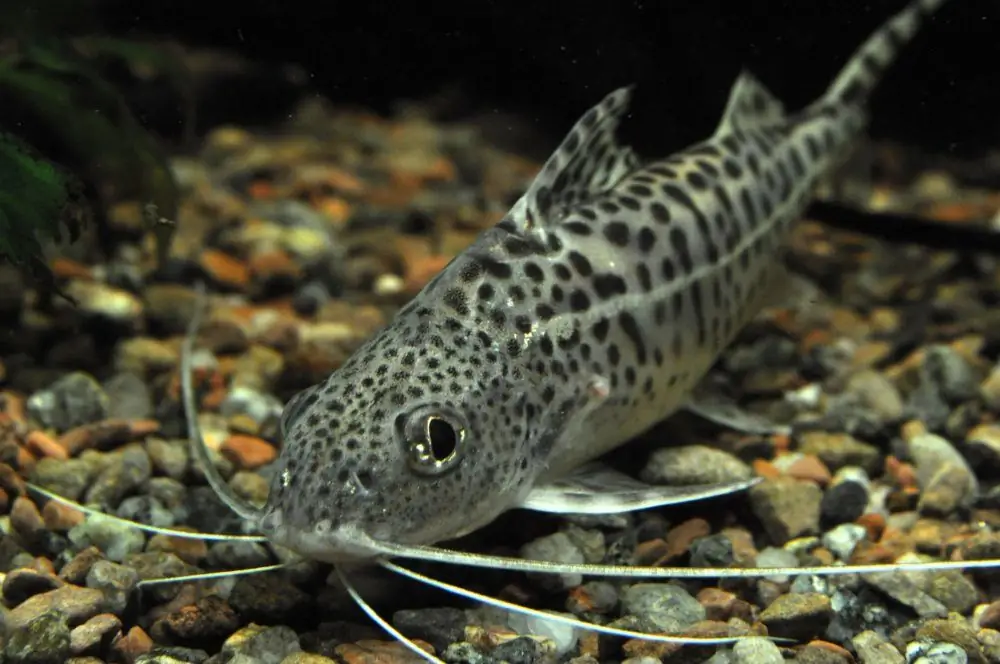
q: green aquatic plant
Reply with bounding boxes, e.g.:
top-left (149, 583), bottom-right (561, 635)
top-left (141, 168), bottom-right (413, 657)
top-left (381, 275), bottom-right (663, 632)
top-left (0, 1), bottom-right (188, 288)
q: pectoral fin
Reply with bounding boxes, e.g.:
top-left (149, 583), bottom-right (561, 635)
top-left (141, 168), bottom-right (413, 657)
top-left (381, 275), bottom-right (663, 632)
top-left (519, 462), bottom-right (760, 515)
top-left (684, 378), bottom-right (791, 436)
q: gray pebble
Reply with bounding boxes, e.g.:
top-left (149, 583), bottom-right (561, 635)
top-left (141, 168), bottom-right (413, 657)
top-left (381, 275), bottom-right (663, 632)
top-left (906, 640), bottom-right (968, 664)
top-left (4, 610), bottom-right (71, 664)
top-left (29, 458), bottom-right (96, 502)
top-left (640, 445), bottom-right (752, 486)
top-left (562, 525), bottom-right (606, 564)
top-left (566, 581), bottom-right (618, 615)
top-left (519, 532), bottom-right (585, 590)
top-left (908, 433), bottom-right (978, 515)
top-left (392, 607), bottom-right (466, 655)
top-left (823, 523), bottom-right (868, 561)
top-left (620, 583), bottom-right (705, 633)
top-left (442, 642), bottom-right (490, 664)
top-left (490, 636), bottom-right (549, 664)
top-left (116, 495), bottom-right (175, 528)
top-left (27, 372), bottom-right (109, 432)
top-left (85, 560), bottom-right (140, 614)
top-left (863, 573), bottom-right (948, 619)
top-left (85, 445), bottom-right (153, 507)
top-left (690, 534), bottom-right (735, 568)
top-left (922, 345), bottom-right (981, 405)
top-left (754, 547), bottom-right (801, 584)
top-left (846, 370), bottom-right (905, 424)
top-left (68, 515), bottom-right (145, 563)
top-left (146, 438), bottom-right (190, 481)
top-left (103, 372), bottom-right (153, 420)
top-left (731, 636), bottom-right (784, 664)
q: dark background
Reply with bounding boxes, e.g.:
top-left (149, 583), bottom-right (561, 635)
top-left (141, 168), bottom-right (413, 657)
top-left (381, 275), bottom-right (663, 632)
top-left (98, 0), bottom-right (997, 159)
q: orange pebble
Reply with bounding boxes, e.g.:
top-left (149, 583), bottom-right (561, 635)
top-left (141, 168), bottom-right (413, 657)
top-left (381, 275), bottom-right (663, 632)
top-left (25, 430), bottom-right (69, 460)
top-left (856, 513), bottom-right (886, 541)
top-left (752, 458), bottom-right (781, 479)
top-left (221, 434), bottom-right (277, 470)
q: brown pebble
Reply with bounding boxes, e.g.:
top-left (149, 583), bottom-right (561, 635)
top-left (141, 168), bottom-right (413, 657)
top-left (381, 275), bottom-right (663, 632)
top-left (110, 625), bottom-right (153, 661)
top-left (151, 595), bottom-right (241, 643)
top-left (980, 601), bottom-right (1000, 631)
top-left (335, 639), bottom-right (435, 664)
top-left (663, 518), bottom-right (711, 561)
top-left (632, 539), bottom-right (669, 566)
top-left (7, 585), bottom-right (106, 630)
top-left (696, 587), bottom-right (755, 623)
top-left (221, 434), bottom-right (278, 469)
top-left (786, 454), bottom-right (832, 486)
top-left (0, 461), bottom-right (26, 496)
top-left (2, 567), bottom-right (65, 605)
top-left (146, 533), bottom-right (209, 565)
top-left (25, 429), bottom-right (69, 460)
top-left (59, 547), bottom-right (105, 585)
top-left (43, 500), bottom-right (86, 531)
top-left (10, 495), bottom-right (45, 541)
top-left (855, 513), bottom-right (886, 541)
top-left (58, 419), bottom-right (160, 455)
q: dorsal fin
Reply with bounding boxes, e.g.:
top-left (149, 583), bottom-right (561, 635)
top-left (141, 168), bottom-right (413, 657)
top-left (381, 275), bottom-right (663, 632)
top-left (517, 86), bottom-right (640, 230)
top-left (713, 70), bottom-right (786, 137)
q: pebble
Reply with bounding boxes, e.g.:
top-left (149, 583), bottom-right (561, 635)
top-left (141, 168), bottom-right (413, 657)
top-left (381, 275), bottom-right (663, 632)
top-left (821, 471), bottom-right (871, 526)
top-left (68, 514), bottom-right (146, 563)
top-left (689, 533), bottom-right (735, 568)
top-left (505, 613), bottom-right (577, 656)
top-left (620, 583), bottom-right (705, 633)
top-left (749, 477), bottom-right (823, 544)
top-left (519, 531), bottom-right (586, 590)
top-left (639, 445), bottom-right (752, 485)
top-left (823, 523), bottom-right (868, 560)
top-left (70, 613), bottom-right (122, 655)
top-left (921, 344), bottom-right (981, 405)
top-left (146, 438), bottom-right (190, 480)
top-left (964, 424), bottom-right (1000, 476)
top-left (759, 592), bottom-right (832, 640)
top-left (862, 572), bottom-right (949, 619)
top-left (216, 624), bottom-right (302, 664)
top-left (220, 386), bottom-right (284, 427)
top-left (26, 372), bottom-right (110, 432)
top-left (4, 610), bottom-right (71, 664)
top-left (853, 630), bottom-right (905, 664)
top-left (116, 494), bottom-right (176, 528)
top-left (798, 431), bottom-right (882, 475)
top-left (102, 372), bottom-right (154, 420)
top-left (7, 585), bottom-right (105, 631)
top-left (3, 567), bottom-right (64, 605)
top-left (846, 370), bottom-right (906, 424)
top-left (84, 444), bottom-right (153, 506)
top-left (566, 581), bottom-right (619, 615)
top-left (754, 547), bottom-right (801, 583)
top-left (392, 607), bottom-right (466, 655)
top-left (85, 560), bottom-right (140, 614)
top-left (907, 433), bottom-right (978, 515)
top-left (151, 595), bottom-right (241, 644)
top-left (905, 641), bottom-right (969, 664)
top-left (221, 434), bottom-right (278, 469)
top-left (731, 636), bottom-right (784, 664)
top-left (229, 574), bottom-right (312, 624)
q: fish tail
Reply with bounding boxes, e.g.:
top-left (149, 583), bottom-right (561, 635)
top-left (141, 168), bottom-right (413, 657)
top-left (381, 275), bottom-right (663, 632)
top-left (820, 0), bottom-right (950, 109)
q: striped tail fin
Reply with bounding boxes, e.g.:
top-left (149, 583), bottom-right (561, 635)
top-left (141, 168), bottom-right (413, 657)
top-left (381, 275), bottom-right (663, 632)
top-left (820, 0), bottom-right (950, 108)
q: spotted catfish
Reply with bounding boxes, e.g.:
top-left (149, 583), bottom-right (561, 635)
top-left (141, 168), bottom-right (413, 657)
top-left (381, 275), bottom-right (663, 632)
top-left (261, 0), bottom-right (949, 563)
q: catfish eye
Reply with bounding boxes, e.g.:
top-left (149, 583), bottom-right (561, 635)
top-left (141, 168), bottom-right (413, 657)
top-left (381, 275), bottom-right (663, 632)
top-left (407, 415), bottom-right (464, 475)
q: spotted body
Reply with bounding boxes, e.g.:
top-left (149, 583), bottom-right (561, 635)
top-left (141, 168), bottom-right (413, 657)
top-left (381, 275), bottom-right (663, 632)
top-left (261, 0), bottom-right (949, 564)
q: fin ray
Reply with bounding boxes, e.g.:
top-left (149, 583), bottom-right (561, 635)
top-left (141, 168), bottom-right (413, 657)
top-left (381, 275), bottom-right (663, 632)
top-left (519, 463), bottom-right (760, 514)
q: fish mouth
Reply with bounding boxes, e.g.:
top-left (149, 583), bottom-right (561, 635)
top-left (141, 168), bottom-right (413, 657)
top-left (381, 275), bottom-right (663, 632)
top-left (258, 508), bottom-right (388, 564)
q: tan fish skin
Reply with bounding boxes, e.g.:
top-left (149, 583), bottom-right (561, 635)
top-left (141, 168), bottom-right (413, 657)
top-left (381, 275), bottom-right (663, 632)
top-left (250, 0), bottom-right (952, 563)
